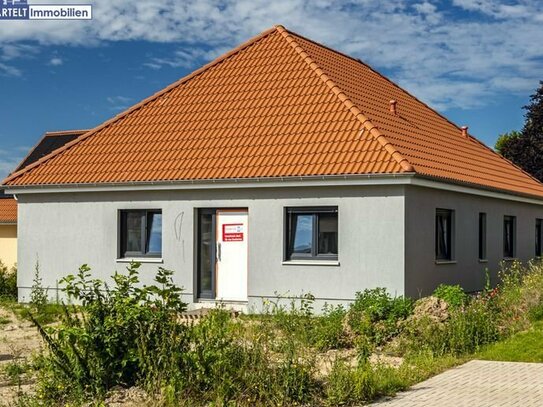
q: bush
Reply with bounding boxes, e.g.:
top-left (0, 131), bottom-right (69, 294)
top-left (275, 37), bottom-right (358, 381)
top-left (403, 297), bottom-right (499, 356)
top-left (433, 284), bottom-right (468, 309)
top-left (0, 260), bottom-right (17, 300)
top-left (32, 263), bottom-right (189, 401)
top-left (347, 288), bottom-right (413, 345)
top-left (313, 304), bottom-right (348, 350)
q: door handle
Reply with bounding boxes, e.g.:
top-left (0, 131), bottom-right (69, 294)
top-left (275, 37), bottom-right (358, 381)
top-left (217, 242), bottom-right (221, 261)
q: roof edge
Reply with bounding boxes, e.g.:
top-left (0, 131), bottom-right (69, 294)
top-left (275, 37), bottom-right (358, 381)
top-left (44, 129), bottom-right (90, 137)
top-left (276, 26), bottom-right (415, 173)
top-left (11, 129), bottom-right (91, 174)
top-left (3, 26), bottom-right (280, 186)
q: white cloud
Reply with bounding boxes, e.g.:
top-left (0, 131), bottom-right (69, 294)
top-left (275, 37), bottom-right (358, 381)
top-left (48, 57), bottom-right (63, 66)
top-left (0, 62), bottom-right (21, 77)
top-left (0, 0), bottom-right (542, 110)
top-left (0, 147), bottom-right (28, 179)
top-left (107, 95), bottom-right (133, 111)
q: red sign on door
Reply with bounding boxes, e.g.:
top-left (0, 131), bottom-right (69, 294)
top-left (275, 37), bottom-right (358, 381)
top-left (222, 223), bottom-right (244, 241)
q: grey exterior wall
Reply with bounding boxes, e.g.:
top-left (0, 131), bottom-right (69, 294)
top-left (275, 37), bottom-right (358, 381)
top-left (16, 185), bottom-right (406, 311)
top-left (404, 185), bottom-right (543, 297)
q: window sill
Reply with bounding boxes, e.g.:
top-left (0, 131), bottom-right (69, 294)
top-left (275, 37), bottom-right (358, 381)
top-left (478, 259), bottom-right (488, 263)
top-left (435, 260), bottom-right (457, 265)
top-left (502, 257), bottom-right (517, 262)
top-left (116, 257), bottom-right (163, 264)
top-left (282, 260), bottom-right (340, 266)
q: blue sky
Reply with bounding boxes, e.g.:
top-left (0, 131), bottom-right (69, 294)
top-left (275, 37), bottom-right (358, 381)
top-left (1, 0), bottom-right (542, 178)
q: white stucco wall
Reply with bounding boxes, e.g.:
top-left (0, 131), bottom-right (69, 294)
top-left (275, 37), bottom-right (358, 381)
top-left (16, 185), bottom-right (406, 310)
top-left (404, 185), bottom-right (543, 297)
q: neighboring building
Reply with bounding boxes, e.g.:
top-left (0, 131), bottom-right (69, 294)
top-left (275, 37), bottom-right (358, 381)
top-left (1, 129), bottom-right (87, 271)
top-left (3, 26), bottom-right (543, 309)
top-left (0, 192), bottom-right (17, 268)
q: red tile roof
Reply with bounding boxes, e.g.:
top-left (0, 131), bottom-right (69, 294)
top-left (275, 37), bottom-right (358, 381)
top-left (13, 129), bottom-right (88, 173)
top-left (4, 25), bottom-right (543, 198)
top-left (0, 198), bottom-right (17, 224)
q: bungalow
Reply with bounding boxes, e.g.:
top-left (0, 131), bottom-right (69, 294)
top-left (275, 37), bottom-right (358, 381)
top-left (0, 130), bottom-right (86, 271)
top-left (0, 192), bottom-right (17, 267)
top-left (3, 26), bottom-right (543, 309)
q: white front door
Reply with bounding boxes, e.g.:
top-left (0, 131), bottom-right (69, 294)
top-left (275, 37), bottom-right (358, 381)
top-left (215, 209), bottom-right (248, 301)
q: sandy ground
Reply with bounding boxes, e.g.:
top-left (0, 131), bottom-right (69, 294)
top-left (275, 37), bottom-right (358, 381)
top-left (0, 307), bottom-right (42, 405)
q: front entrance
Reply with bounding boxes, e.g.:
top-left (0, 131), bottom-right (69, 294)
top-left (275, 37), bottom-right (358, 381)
top-left (197, 209), bottom-right (248, 301)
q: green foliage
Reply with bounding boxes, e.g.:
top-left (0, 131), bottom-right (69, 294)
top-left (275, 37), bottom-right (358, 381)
top-left (348, 288), bottom-right (413, 345)
top-left (30, 261), bottom-right (47, 310)
top-left (313, 304), bottom-right (348, 350)
top-left (32, 263), bottom-right (189, 401)
top-left (326, 359), bottom-right (405, 405)
top-left (495, 130), bottom-right (521, 154)
top-left (0, 260), bottom-right (17, 300)
top-left (18, 260), bottom-right (543, 406)
top-left (495, 81), bottom-right (543, 181)
top-left (433, 284), bottom-right (468, 308)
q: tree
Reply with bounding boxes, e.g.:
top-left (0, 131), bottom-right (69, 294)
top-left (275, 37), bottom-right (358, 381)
top-left (496, 81), bottom-right (543, 181)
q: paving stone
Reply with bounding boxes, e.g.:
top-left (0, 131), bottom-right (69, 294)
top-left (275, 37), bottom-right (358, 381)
top-left (369, 360), bottom-right (543, 406)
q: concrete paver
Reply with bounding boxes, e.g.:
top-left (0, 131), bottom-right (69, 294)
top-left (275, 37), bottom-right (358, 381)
top-left (370, 360), bottom-right (543, 406)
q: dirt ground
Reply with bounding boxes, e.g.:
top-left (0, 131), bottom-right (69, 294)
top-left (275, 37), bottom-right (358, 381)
top-left (0, 307), bottom-right (42, 405)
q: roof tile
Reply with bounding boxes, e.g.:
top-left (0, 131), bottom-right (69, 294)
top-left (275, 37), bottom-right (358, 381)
top-left (4, 26), bottom-right (543, 198)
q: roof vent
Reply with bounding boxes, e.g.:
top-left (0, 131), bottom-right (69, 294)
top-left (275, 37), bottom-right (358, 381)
top-left (461, 126), bottom-right (468, 138)
top-left (389, 100), bottom-right (397, 115)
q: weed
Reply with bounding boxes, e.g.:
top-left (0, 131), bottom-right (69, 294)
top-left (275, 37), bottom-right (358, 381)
top-left (30, 261), bottom-right (47, 310)
top-left (0, 260), bottom-right (17, 301)
top-left (433, 284), bottom-right (468, 309)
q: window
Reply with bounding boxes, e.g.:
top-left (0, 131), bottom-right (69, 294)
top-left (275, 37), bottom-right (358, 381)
top-left (478, 213), bottom-right (487, 260)
top-left (536, 219), bottom-right (543, 257)
top-left (285, 207), bottom-right (338, 261)
top-left (120, 210), bottom-right (162, 258)
top-left (435, 209), bottom-right (454, 261)
top-left (503, 215), bottom-right (516, 258)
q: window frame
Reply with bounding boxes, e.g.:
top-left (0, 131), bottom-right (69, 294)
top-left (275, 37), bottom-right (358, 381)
top-left (284, 206), bottom-right (338, 261)
top-left (478, 212), bottom-right (487, 261)
top-left (435, 208), bottom-right (454, 261)
top-left (119, 209), bottom-right (163, 259)
top-left (536, 219), bottom-right (543, 258)
top-left (503, 215), bottom-right (516, 259)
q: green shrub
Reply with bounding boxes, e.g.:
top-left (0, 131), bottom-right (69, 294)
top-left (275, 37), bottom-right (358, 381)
top-left (32, 263), bottom-right (189, 401)
top-left (433, 284), bottom-right (468, 308)
top-left (347, 288), bottom-right (413, 345)
top-left (313, 304), bottom-right (348, 350)
top-left (0, 260), bottom-right (17, 300)
top-left (403, 297), bottom-right (499, 356)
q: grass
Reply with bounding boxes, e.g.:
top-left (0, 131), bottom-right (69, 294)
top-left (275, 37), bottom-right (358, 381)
top-left (0, 298), bottom-right (64, 325)
top-left (477, 320), bottom-right (543, 363)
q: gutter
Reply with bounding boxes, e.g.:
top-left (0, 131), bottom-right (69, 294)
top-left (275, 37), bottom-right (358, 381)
top-left (4, 172), bottom-right (543, 206)
top-left (3, 173), bottom-right (415, 194)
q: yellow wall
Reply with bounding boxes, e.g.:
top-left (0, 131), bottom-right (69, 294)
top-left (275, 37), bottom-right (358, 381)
top-left (0, 225), bottom-right (17, 268)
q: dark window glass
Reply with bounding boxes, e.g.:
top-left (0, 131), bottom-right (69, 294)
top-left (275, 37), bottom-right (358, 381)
top-left (125, 211), bottom-right (143, 253)
top-left (435, 209), bottom-right (453, 260)
top-left (286, 207), bottom-right (338, 260)
top-left (536, 219), bottom-right (542, 257)
top-left (318, 213), bottom-right (338, 255)
top-left (503, 215), bottom-right (516, 258)
top-left (120, 210), bottom-right (162, 258)
top-left (479, 213), bottom-right (487, 260)
top-left (198, 211), bottom-right (214, 297)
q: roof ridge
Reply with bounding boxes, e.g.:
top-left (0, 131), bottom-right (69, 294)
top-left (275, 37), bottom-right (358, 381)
top-left (280, 27), bottom-right (543, 186)
top-left (45, 129), bottom-right (90, 136)
top-left (2, 26), bottom-right (279, 185)
top-left (275, 25), bottom-right (414, 173)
